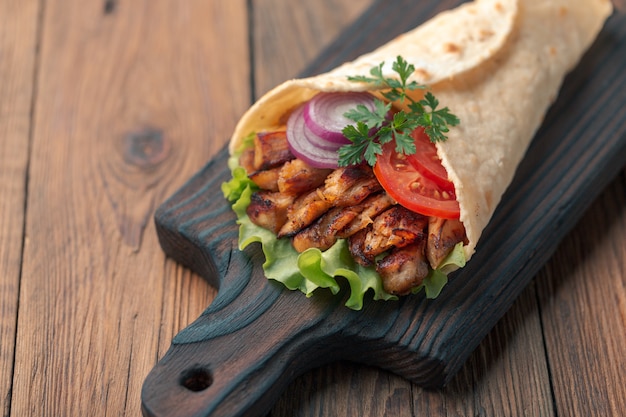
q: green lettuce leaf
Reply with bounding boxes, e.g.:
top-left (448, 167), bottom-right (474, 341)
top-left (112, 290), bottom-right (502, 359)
top-left (412, 242), bottom-right (466, 298)
top-left (221, 145), bottom-right (466, 310)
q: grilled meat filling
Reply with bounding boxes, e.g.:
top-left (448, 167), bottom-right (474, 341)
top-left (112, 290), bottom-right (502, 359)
top-left (292, 192), bottom-right (396, 253)
top-left (240, 131), bottom-right (467, 295)
top-left (253, 131), bottom-right (293, 171)
top-left (337, 193), bottom-right (395, 239)
top-left (246, 191), bottom-right (294, 235)
top-left (277, 158), bottom-right (332, 195)
top-left (427, 217), bottom-right (466, 269)
top-left (292, 206), bottom-right (360, 252)
top-left (347, 227), bottom-right (373, 267)
top-left (360, 206), bottom-right (428, 260)
top-left (377, 242), bottom-right (429, 296)
top-left (278, 164), bottom-right (382, 237)
top-left (248, 167), bottom-right (281, 192)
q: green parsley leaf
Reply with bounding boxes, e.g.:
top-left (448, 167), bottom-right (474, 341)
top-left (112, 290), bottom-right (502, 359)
top-left (417, 92), bottom-right (460, 142)
top-left (338, 56), bottom-right (460, 167)
top-left (344, 101), bottom-right (390, 128)
top-left (339, 122), bottom-right (382, 166)
top-left (347, 62), bottom-right (385, 86)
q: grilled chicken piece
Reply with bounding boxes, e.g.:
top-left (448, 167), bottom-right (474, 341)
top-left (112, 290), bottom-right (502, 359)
top-left (361, 206), bottom-right (428, 259)
top-left (249, 167), bottom-right (281, 191)
top-left (348, 227), bottom-right (374, 267)
top-left (253, 131), bottom-right (293, 171)
top-left (277, 189), bottom-right (332, 238)
top-left (377, 242), bottom-right (429, 295)
top-left (322, 164), bottom-right (381, 206)
top-left (239, 147), bottom-right (256, 174)
top-left (277, 159), bottom-right (331, 195)
top-left (294, 192), bottom-right (396, 253)
top-left (426, 217), bottom-right (466, 269)
top-left (246, 190), bottom-right (294, 234)
top-left (292, 207), bottom-right (359, 252)
top-left (337, 193), bottom-right (395, 238)
top-left (293, 193), bottom-right (394, 252)
top-left (278, 165), bottom-right (381, 237)
top-left (248, 152), bottom-right (330, 193)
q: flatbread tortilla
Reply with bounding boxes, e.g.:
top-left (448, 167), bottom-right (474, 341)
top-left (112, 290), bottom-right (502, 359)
top-left (229, 0), bottom-right (612, 262)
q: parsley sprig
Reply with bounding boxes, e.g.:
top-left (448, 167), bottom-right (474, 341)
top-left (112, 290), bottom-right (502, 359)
top-left (338, 56), bottom-right (460, 167)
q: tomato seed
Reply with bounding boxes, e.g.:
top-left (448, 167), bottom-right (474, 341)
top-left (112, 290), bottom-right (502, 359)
top-left (410, 181), bottom-right (422, 191)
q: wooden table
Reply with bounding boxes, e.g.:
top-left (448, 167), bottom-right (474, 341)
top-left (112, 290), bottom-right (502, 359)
top-left (1, 0), bottom-right (624, 416)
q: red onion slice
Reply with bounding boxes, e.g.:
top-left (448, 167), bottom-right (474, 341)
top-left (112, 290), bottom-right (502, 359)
top-left (304, 92), bottom-right (377, 143)
top-left (286, 104), bottom-right (342, 169)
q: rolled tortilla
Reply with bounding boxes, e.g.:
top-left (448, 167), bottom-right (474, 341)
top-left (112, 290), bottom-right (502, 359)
top-left (229, 0), bottom-right (612, 263)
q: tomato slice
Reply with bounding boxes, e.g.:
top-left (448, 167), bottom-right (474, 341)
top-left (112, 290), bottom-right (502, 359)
top-left (373, 138), bottom-right (460, 219)
top-left (406, 128), bottom-right (454, 190)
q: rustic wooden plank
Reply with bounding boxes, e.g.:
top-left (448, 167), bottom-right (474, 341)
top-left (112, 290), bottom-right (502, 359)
top-left (274, 363), bottom-right (413, 417)
top-left (10, 1), bottom-right (247, 416)
top-left (0, 1), bottom-right (40, 415)
top-left (272, 286), bottom-right (554, 417)
top-left (537, 169), bottom-right (626, 417)
top-left (252, 0), bottom-right (372, 98)
top-left (445, 284), bottom-right (554, 417)
top-left (407, 288), bottom-right (554, 417)
top-left (534, 6), bottom-right (626, 415)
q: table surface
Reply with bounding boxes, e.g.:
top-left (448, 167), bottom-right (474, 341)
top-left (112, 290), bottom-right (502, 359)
top-left (1, 1), bottom-right (625, 416)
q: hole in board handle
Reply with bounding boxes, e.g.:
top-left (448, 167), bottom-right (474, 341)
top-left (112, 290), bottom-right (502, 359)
top-left (180, 367), bottom-right (213, 392)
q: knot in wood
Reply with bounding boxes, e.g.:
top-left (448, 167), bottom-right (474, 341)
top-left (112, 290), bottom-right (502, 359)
top-left (123, 128), bottom-right (169, 169)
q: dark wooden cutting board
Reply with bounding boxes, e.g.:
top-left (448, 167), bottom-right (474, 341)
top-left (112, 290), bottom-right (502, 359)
top-left (141, 1), bottom-right (626, 416)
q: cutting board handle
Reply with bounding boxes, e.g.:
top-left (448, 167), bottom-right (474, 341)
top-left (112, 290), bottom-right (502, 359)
top-left (141, 152), bottom-right (353, 416)
top-left (141, 245), bottom-right (351, 417)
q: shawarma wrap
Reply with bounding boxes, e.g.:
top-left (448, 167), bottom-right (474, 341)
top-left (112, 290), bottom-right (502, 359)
top-left (223, 0), bottom-right (612, 308)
